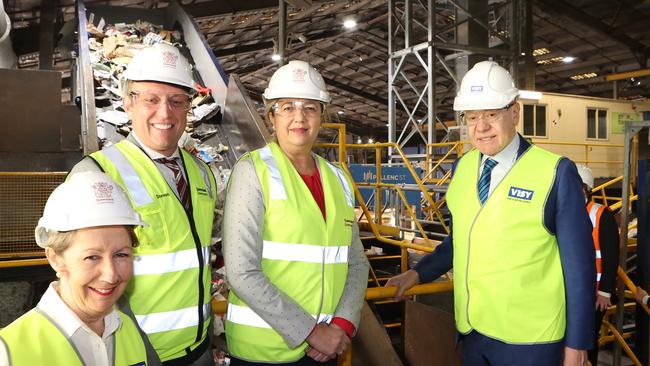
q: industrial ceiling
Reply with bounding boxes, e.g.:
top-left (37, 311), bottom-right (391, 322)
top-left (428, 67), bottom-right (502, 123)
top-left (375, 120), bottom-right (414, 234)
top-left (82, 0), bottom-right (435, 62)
top-left (4, 0), bottom-right (650, 141)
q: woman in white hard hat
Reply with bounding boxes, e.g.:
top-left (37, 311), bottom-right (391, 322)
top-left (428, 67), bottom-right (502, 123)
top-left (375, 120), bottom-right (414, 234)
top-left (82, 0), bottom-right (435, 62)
top-left (576, 164), bottom-right (620, 366)
top-left (223, 60), bottom-right (369, 365)
top-left (0, 172), bottom-right (156, 365)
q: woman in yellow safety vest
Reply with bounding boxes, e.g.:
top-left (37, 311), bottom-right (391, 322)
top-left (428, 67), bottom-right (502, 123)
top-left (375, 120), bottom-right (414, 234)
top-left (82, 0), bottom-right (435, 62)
top-left (0, 172), bottom-right (156, 366)
top-left (223, 60), bottom-right (369, 365)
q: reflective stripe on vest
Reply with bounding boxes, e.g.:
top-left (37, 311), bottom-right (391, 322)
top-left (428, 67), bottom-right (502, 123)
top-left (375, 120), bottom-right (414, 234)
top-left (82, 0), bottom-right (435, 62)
top-left (587, 201), bottom-right (604, 289)
top-left (226, 303), bottom-right (333, 329)
top-left (259, 145), bottom-right (287, 200)
top-left (91, 140), bottom-right (216, 362)
top-left (137, 303), bottom-right (211, 334)
top-left (262, 240), bottom-right (349, 264)
top-left (226, 142), bottom-right (354, 363)
top-left (446, 146), bottom-right (565, 344)
top-left (0, 308), bottom-right (146, 365)
top-left (133, 246), bottom-right (210, 276)
top-left (323, 162), bottom-right (354, 207)
top-left (103, 145), bottom-right (153, 207)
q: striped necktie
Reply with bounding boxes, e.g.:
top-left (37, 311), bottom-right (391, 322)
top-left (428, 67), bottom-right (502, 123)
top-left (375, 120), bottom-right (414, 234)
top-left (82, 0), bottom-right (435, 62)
top-left (478, 158), bottom-right (498, 205)
top-left (156, 158), bottom-right (191, 211)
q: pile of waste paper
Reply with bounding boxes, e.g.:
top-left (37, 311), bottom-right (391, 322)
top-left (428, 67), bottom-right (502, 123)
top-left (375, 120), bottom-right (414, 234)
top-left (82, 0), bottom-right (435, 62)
top-left (85, 14), bottom-right (226, 166)
top-left (84, 13), bottom-right (231, 257)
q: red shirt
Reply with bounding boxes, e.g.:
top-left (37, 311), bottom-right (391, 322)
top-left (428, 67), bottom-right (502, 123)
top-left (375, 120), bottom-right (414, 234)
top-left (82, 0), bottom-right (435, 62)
top-left (299, 165), bottom-right (326, 220)
top-left (299, 164), bottom-right (356, 339)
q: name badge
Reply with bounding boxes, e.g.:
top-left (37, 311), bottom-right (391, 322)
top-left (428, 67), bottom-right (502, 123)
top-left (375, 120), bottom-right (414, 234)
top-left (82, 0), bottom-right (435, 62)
top-left (508, 186), bottom-right (534, 201)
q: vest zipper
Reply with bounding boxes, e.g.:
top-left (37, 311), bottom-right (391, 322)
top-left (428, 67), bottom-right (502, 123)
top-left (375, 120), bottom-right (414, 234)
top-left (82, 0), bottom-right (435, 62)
top-left (179, 154), bottom-right (207, 346)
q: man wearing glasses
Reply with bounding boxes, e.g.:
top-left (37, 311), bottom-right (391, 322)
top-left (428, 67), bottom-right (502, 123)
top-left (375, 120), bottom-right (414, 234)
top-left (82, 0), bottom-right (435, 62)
top-left (387, 61), bottom-right (594, 366)
top-left (70, 43), bottom-right (217, 366)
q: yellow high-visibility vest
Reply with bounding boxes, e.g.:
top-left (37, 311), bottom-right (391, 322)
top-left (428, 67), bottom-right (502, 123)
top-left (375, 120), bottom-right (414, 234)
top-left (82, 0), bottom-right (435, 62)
top-left (226, 142), bottom-right (355, 362)
top-left (446, 146), bottom-right (565, 344)
top-left (0, 308), bottom-right (147, 365)
top-left (91, 140), bottom-right (216, 361)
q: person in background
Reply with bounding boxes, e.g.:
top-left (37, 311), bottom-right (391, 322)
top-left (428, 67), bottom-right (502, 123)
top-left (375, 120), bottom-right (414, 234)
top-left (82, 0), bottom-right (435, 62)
top-left (0, 172), bottom-right (153, 365)
top-left (386, 61), bottom-right (595, 366)
top-left (576, 164), bottom-right (620, 365)
top-left (223, 60), bottom-right (369, 365)
top-left (70, 43), bottom-right (217, 366)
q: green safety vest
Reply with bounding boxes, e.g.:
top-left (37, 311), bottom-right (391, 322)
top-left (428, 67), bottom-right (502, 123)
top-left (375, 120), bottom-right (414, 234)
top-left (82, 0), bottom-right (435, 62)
top-left (446, 146), bottom-right (566, 344)
top-left (226, 142), bottom-right (355, 362)
top-left (91, 140), bottom-right (216, 362)
top-left (0, 308), bottom-right (146, 365)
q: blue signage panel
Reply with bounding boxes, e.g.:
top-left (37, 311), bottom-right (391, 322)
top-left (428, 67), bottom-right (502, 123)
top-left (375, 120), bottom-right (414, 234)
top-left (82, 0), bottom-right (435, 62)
top-left (348, 164), bottom-right (422, 215)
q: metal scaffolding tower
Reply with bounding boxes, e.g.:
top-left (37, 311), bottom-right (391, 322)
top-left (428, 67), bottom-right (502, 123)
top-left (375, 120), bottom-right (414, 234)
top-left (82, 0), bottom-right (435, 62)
top-left (387, 0), bottom-right (523, 159)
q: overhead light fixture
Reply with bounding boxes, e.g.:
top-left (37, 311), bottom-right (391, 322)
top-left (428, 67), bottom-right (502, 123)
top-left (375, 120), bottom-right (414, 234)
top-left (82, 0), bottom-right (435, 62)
top-left (337, 110), bottom-right (344, 115)
top-left (368, 138), bottom-right (374, 144)
top-left (343, 19), bottom-right (357, 29)
top-left (271, 54), bottom-right (281, 61)
top-left (532, 47), bottom-right (550, 57)
top-left (537, 56), bottom-right (564, 65)
top-left (570, 72), bottom-right (598, 81)
top-left (562, 56), bottom-right (575, 63)
top-left (357, 137), bottom-right (362, 144)
top-left (519, 90), bottom-right (543, 100)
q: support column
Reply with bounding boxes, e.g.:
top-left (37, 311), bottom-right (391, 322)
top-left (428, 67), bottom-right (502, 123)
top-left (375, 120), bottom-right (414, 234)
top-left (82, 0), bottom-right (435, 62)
top-left (522, 0), bottom-right (535, 90)
top-left (278, 0), bottom-right (286, 66)
top-left (633, 126), bottom-right (649, 365)
top-left (454, 0), bottom-right (488, 83)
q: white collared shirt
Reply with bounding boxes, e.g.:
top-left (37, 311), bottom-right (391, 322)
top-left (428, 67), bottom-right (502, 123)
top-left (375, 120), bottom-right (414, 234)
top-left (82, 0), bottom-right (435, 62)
top-left (478, 135), bottom-right (520, 198)
top-left (0, 282), bottom-right (122, 366)
top-left (132, 131), bottom-right (187, 200)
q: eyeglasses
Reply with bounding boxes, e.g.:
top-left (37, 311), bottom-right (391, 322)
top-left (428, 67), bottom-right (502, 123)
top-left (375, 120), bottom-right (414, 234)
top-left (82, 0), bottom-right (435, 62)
top-left (129, 90), bottom-right (193, 111)
top-left (272, 100), bottom-right (323, 118)
top-left (462, 102), bottom-right (515, 126)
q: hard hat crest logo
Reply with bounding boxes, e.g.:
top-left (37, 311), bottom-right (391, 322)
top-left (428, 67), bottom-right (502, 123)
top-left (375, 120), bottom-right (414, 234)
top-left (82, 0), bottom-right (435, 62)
top-left (293, 68), bottom-right (307, 83)
top-left (162, 51), bottom-right (178, 69)
top-left (453, 61), bottom-right (518, 111)
top-left (263, 60), bottom-right (331, 103)
top-left (92, 182), bottom-right (115, 203)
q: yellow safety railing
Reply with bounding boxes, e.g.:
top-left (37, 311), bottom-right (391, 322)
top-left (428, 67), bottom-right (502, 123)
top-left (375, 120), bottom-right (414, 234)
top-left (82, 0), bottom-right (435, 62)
top-left (319, 124), bottom-right (449, 246)
top-left (590, 176), bottom-right (638, 211)
top-left (423, 141), bottom-right (469, 185)
top-left (596, 267), bottom-right (650, 366)
top-left (531, 140), bottom-right (625, 165)
top-left (212, 281), bottom-right (454, 366)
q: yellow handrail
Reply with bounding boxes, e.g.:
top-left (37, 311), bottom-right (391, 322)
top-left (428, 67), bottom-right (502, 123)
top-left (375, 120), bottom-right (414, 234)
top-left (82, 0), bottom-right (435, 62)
top-left (617, 267), bottom-right (650, 315)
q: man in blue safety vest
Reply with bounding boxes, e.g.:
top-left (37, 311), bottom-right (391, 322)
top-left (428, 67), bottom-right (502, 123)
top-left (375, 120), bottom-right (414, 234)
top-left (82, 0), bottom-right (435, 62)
top-left (387, 61), bottom-right (595, 366)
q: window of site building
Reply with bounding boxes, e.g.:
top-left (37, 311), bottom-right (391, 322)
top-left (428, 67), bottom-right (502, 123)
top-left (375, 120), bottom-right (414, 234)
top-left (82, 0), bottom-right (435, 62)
top-left (522, 104), bottom-right (547, 138)
top-left (587, 108), bottom-right (608, 140)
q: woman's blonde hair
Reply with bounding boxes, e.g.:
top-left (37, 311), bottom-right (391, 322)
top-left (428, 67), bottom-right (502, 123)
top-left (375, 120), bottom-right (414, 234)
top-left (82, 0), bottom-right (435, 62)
top-left (46, 227), bottom-right (139, 255)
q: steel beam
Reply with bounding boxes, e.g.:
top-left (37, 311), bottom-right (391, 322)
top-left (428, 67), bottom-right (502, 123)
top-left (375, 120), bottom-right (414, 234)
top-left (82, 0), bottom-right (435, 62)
top-left (604, 68), bottom-right (650, 81)
top-left (535, 0), bottom-right (649, 67)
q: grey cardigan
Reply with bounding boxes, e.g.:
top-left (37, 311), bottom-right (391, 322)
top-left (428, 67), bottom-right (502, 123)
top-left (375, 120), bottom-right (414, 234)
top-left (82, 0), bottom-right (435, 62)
top-left (222, 157), bottom-right (369, 348)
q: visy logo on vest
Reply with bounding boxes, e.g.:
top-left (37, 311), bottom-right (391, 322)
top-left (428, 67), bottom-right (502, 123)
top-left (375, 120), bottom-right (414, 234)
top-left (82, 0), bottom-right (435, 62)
top-left (507, 186), bottom-right (534, 202)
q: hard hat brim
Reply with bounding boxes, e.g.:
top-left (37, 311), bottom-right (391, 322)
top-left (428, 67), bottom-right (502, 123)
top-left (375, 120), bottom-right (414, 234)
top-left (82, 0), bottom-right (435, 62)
top-left (35, 216), bottom-right (147, 248)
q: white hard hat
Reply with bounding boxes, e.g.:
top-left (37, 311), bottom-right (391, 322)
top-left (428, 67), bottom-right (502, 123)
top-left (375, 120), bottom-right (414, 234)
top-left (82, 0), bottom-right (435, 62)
top-left (123, 43), bottom-right (195, 92)
top-left (35, 172), bottom-right (145, 248)
top-left (453, 61), bottom-right (519, 111)
top-left (576, 164), bottom-right (594, 190)
top-left (263, 60), bottom-right (331, 103)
